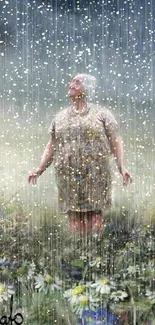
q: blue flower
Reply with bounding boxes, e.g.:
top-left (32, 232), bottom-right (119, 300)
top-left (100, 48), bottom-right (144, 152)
top-left (0, 258), bottom-right (17, 270)
top-left (22, 232), bottom-right (30, 238)
top-left (71, 269), bottom-right (83, 278)
top-left (81, 308), bottom-right (120, 325)
top-left (60, 263), bottom-right (70, 270)
top-left (0, 258), bottom-right (11, 268)
top-left (60, 262), bottom-right (82, 279)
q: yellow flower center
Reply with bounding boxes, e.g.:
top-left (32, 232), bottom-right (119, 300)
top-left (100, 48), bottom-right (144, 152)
top-left (99, 279), bottom-right (109, 285)
top-left (96, 257), bottom-right (102, 263)
top-left (72, 285), bottom-right (86, 296)
top-left (88, 317), bottom-right (93, 322)
top-left (17, 267), bottom-right (24, 276)
top-left (0, 285), bottom-right (6, 295)
top-left (79, 296), bottom-right (89, 306)
top-left (44, 275), bottom-right (53, 283)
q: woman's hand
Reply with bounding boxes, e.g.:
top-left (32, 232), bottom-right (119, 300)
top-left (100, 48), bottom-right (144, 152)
top-left (120, 167), bottom-right (132, 186)
top-left (27, 138), bottom-right (55, 185)
top-left (27, 168), bottom-right (44, 185)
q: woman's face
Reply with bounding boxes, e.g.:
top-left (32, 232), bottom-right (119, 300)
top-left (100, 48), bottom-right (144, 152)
top-left (68, 75), bottom-right (85, 98)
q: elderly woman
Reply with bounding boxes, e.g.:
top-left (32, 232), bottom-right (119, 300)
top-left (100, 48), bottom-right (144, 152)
top-left (28, 73), bottom-right (132, 233)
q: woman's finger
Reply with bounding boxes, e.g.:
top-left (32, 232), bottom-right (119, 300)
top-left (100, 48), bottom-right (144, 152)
top-left (33, 177), bottom-right (37, 185)
top-left (126, 173), bottom-right (132, 185)
top-left (123, 176), bottom-right (127, 186)
top-left (28, 175), bottom-right (32, 183)
top-left (123, 174), bottom-right (129, 186)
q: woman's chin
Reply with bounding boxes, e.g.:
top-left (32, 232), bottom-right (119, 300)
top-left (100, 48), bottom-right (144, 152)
top-left (69, 90), bottom-right (76, 97)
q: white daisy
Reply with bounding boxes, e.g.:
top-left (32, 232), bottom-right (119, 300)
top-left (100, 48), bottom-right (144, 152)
top-left (54, 275), bottom-right (63, 286)
top-left (110, 290), bottom-right (128, 302)
top-left (27, 262), bottom-right (36, 280)
top-left (89, 257), bottom-right (103, 268)
top-left (91, 279), bottom-right (111, 295)
top-left (145, 289), bottom-right (155, 300)
top-left (50, 278), bottom-right (62, 291)
top-left (63, 288), bottom-right (72, 298)
top-left (127, 265), bottom-right (139, 274)
top-left (34, 274), bottom-right (45, 291)
top-left (0, 283), bottom-right (14, 302)
top-left (80, 254), bottom-right (87, 261)
top-left (64, 285), bottom-right (86, 305)
top-left (34, 273), bottom-right (62, 292)
top-left (72, 294), bottom-right (99, 317)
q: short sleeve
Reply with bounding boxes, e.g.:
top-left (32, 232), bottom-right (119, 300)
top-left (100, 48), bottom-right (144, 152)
top-left (104, 109), bottom-right (120, 139)
top-left (48, 118), bottom-right (55, 138)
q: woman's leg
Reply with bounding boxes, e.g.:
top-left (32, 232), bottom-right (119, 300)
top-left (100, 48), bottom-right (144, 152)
top-left (84, 211), bottom-right (104, 233)
top-left (68, 210), bottom-right (104, 234)
top-left (68, 211), bottom-right (85, 233)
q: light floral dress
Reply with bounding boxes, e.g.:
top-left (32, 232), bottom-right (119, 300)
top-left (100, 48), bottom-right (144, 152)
top-left (48, 104), bottom-right (119, 215)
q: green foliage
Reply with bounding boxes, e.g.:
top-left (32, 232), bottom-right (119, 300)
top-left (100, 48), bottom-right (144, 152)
top-left (22, 291), bottom-right (78, 325)
top-left (70, 259), bottom-right (85, 269)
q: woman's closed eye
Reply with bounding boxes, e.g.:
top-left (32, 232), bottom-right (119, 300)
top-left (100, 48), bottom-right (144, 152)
top-left (75, 80), bottom-right (81, 85)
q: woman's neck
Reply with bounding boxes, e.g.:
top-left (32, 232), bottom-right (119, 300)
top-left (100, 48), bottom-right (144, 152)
top-left (72, 97), bottom-right (87, 111)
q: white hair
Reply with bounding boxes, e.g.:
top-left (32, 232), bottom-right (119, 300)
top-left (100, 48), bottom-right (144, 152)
top-left (77, 73), bottom-right (97, 100)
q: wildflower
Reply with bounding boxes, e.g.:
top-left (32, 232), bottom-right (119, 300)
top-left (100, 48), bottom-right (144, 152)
top-left (110, 290), bottom-right (128, 302)
top-left (79, 296), bottom-right (89, 306)
top-left (34, 274), bottom-right (44, 291)
top-left (64, 285), bottom-right (86, 305)
top-left (127, 265), bottom-right (139, 274)
top-left (81, 307), bottom-right (119, 325)
top-left (73, 295), bottom-right (99, 317)
top-left (0, 284), bottom-right (14, 302)
top-left (89, 257), bottom-right (102, 268)
top-left (91, 279), bottom-right (111, 295)
top-left (44, 275), bottom-right (53, 283)
top-left (80, 254), bottom-right (87, 262)
top-left (27, 262), bottom-right (36, 280)
top-left (72, 285), bottom-right (86, 295)
top-left (145, 289), bottom-right (155, 301)
top-left (0, 258), bottom-right (15, 269)
top-left (34, 273), bottom-right (61, 292)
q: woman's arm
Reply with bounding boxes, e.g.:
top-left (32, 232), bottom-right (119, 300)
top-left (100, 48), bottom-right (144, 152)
top-left (107, 131), bottom-right (132, 186)
top-left (103, 109), bottom-right (132, 186)
top-left (27, 137), bottom-right (55, 184)
top-left (38, 137), bottom-right (55, 173)
top-left (109, 135), bottom-right (124, 174)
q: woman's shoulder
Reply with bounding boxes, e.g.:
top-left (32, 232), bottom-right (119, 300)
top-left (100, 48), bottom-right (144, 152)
top-left (89, 103), bottom-right (113, 116)
top-left (51, 106), bottom-right (70, 121)
top-left (90, 104), bottom-right (118, 126)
